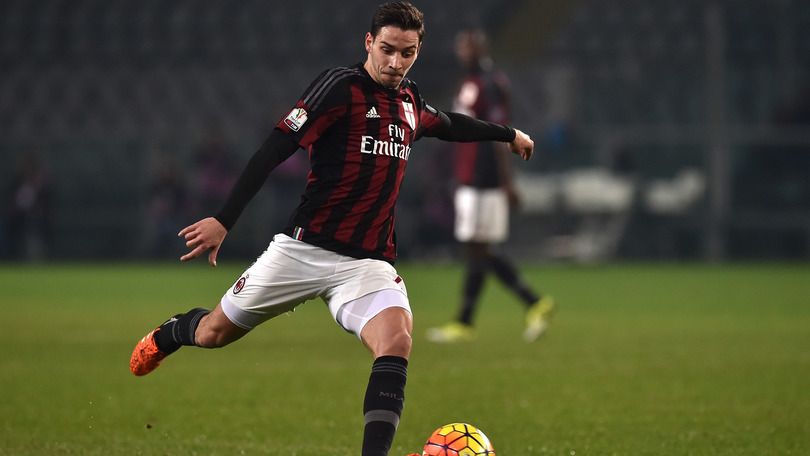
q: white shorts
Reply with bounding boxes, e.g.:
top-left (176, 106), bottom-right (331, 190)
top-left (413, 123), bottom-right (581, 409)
top-left (454, 186), bottom-right (509, 243)
top-left (220, 234), bottom-right (410, 338)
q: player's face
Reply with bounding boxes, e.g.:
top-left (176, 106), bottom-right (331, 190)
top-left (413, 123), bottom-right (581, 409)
top-left (364, 26), bottom-right (421, 89)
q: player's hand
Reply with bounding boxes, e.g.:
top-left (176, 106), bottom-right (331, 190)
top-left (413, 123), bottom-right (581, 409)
top-left (178, 217), bottom-right (228, 267)
top-left (509, 128), bottom-right (534, 161)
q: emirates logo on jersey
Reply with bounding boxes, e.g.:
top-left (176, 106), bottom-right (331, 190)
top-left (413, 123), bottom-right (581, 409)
top-left (359, 124), bottom-right (411, 160)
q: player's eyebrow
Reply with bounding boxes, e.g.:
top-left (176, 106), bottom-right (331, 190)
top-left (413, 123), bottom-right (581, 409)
top-left (380, 40), bottom-right (418, 52)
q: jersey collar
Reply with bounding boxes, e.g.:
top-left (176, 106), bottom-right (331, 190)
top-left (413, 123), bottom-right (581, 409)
top-left (356, 62), bottom-right (409, 95)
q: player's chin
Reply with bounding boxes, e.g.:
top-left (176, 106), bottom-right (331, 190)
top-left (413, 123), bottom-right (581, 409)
top-left (381, 74), bottom-right (403, 88)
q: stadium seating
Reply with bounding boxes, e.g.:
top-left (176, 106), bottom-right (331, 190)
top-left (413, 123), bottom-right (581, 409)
top-left (1, 0), bottom-right (808, 259)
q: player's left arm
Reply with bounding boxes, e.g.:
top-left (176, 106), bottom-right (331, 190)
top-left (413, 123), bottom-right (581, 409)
top-left (421, 110), bottom-right (534, 161)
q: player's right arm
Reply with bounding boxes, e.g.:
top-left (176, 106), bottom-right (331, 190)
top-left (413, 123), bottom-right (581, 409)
top-left (179, 68), bottom-right (350, 266)
top-left (178, 129), bottom-right (300, 266)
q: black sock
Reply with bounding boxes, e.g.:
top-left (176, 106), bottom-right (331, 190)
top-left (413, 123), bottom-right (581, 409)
top-left (153, 308), bottom-right (210, 354)
top-left (362, 356), bottom-right (408, 456)
top-left (458, 259), bottom-right (486, 325)
top-left (489, 255), bottom-right (540, 306)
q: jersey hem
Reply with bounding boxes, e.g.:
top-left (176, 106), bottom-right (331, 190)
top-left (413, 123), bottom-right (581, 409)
top-left (282, 225), bottom-right (396, 265)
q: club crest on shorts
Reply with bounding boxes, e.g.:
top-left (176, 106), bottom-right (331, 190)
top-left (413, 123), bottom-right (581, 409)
top-left (233, 276), bottom-right (247, 294)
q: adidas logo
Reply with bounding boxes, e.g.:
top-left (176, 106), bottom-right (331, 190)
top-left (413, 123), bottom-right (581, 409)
top-left (366, 107), bottom-right (381, 118)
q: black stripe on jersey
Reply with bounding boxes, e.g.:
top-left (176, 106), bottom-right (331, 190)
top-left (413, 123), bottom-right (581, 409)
top-left (351, 95), bottom-right (403, 250)
top-left (297, 111), bottom-right (352, 227)
top-left (304, 67), bottom-right (357, 111)
top-left (375, 190), bottom-right (398, 258)
top-left (318, 86), bottom-right (380, 241)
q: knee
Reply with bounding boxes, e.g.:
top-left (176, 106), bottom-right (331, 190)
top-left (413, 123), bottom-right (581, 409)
top-left (375, 329), bottom-right (412, 358)
top-left (193, 316), bottom-right (245, 348)
top-left (194, 327), bottom-right (227, 348)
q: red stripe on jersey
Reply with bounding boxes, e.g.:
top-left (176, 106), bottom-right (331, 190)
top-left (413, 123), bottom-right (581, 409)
top-left (300, 105), bottom-right (346, 147)
top-left (307, 85), bottom-right (367, 233)
top-left (334, 93), bottom-right (396, 245)
top-left (419, 107), bottom-right (442, 132)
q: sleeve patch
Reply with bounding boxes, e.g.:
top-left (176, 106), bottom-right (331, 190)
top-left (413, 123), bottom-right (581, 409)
top-left (284, 108), bottom-right (309, 131)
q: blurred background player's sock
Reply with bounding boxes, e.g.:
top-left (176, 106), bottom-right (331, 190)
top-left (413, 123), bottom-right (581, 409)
top-left (489, 255), bottom-right (539, 305)
top-left (458, 258), bottom-right (486, 324)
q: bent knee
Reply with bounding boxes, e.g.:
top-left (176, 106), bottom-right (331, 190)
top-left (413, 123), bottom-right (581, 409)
top-left (375, 329), bottom-right (412, 358)
top-left (194, 323), bottom-right (247, 348)
top-left (193, 308), bottom-right (249, 348)
top-left (194, 328), bottom-right (227, 348)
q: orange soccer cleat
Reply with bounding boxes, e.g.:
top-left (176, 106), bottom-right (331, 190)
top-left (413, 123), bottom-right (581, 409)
top-left (129, 328), bottom-right (168, 376)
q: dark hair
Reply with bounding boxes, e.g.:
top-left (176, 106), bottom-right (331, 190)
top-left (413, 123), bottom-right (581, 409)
top-left (370, 2), bottom-right (425, 42)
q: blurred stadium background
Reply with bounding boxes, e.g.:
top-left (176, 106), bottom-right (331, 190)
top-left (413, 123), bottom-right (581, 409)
top-left (2, 0), bottom-right (809, 263)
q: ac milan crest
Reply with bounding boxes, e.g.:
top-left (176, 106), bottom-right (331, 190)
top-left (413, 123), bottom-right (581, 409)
top-left (233, 276), bottom-right (247, 294)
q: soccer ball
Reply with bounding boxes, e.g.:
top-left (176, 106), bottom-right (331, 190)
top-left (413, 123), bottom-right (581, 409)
top-left (421, 422), bottom-right (496, 455)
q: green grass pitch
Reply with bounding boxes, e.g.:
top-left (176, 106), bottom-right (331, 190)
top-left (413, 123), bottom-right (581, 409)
top-left (1, 262), bottom-right (808, 455)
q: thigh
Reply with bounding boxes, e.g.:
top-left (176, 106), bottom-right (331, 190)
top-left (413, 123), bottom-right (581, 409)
top-left (323, 257), bottom-right (408, 333)
top-left (335, 288), bottom-right (412, 339)
top-left (360, 304), bottom-right (413, 359)
top-left (220, 234), bottom-right (333, 330)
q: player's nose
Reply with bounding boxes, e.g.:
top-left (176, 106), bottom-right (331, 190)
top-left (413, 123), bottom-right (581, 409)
top-left (389, 54), bottom-right (402, 69)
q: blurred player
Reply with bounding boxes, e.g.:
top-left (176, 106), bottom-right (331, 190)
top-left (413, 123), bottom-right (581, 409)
top-left (129, 4), bottom-right (535, 456)
top-left (426, 29), bottom-right (554, 344)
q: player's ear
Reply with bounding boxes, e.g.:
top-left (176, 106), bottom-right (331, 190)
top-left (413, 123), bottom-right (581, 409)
top-left (364, 32), bottom-right (374, 53)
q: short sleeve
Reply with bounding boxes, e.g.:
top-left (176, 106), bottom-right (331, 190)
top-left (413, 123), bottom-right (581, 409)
top-left (414, 94), bottom-right (444, 140)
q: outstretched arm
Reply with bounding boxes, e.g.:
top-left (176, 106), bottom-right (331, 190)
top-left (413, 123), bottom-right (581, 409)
top-left (423, 111), bottom-right (534, 160)
top-left (179, 129), bottom-right (300, 266)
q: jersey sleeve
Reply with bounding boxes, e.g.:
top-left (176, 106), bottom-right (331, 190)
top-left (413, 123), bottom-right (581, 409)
top-left (413, 89), bottom-right (445, 140)
top-left (276, 67), bottom-right (352, 147)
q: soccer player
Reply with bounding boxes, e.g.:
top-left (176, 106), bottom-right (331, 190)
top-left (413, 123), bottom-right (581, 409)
top-left (426, 29), bottom-right (554, 344)
top-left (129, 4), bottom-right (534, 455)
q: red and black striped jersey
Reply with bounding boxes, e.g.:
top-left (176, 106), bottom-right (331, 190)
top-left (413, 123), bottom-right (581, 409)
top-left (276, 63), bottom-right (444, 263)
top-left (453, 65), bottom-right (512, 188)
